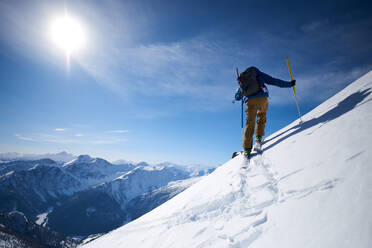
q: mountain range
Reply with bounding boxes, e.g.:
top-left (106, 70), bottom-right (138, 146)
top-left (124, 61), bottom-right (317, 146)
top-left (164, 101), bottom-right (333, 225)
top-left (0, 155), bottom-right (213, 238)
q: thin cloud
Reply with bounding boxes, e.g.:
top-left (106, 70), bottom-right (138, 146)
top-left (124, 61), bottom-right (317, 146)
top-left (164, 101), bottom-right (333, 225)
top-left (78, 36), bottom-right (241, 98)
top-left (14, 132), bottom-right (125, 145)
top-left (55, 128), bottom-right (66, 131)
top-left (301, 20), bottom-right (328, 33)
top-left (75, 133), bottom-right (84, 137)
top-left (105, 130), bottom-right (129, 134)
top-left (89, 138), bottom-right (127, 145)
top-left (14, 134), bottom-right (33, 141)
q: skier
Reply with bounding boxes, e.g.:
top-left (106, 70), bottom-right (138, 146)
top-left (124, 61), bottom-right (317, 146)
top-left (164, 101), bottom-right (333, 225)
top-left (235, 66), bottom-right (295, 158)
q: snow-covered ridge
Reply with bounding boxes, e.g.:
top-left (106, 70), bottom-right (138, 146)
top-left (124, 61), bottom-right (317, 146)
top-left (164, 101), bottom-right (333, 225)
top-left (63, 154), bottom-right (95, 166)
top-left (83, 71), bottom-right (372, 248)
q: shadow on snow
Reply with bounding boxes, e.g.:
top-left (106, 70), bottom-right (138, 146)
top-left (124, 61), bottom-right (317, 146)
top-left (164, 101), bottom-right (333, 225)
top-left (264, 88), bottom-right (372, 152)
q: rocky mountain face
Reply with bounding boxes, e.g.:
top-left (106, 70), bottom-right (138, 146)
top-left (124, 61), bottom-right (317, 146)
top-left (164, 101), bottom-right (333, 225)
top-left (0, 211), bottom-right (79, 248)
top-left (47, 190), bottom-right (126, 236)
top-left (0, 164), bottom-right (82, 218)
top-left (0, 155), bottom-right (211, 237)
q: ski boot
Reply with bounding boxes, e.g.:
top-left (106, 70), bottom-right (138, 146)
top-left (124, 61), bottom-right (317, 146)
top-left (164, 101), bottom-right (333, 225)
top-left (243, 148), bottom-right (251, 158)
top-left (253, 136), bottom-right (263, 153)
top-left (241, 148), bottom-right (251, 169)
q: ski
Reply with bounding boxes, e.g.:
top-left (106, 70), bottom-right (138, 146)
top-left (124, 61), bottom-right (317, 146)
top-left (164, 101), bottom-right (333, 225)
top-left (232, 151), bottom-right (241, 158)
top-left (232, 150), bottom-right (262, 159)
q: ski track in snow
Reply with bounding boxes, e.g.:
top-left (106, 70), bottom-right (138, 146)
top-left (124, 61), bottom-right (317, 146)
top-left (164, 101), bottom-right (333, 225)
top-left (227, 155), bottom-right (279, 246)
top-left (279, 178), bottom-right (341, 203)
top-left (165, 154), bottom-right (280, 247)
top-left (192, 153), bottom-right (339, 247)
top-left (227, 155), bottom-right (340, 247)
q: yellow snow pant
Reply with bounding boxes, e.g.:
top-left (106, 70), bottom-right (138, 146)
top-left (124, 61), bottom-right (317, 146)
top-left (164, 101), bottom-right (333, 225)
top-left (243, 97), bottom-right (268, 150)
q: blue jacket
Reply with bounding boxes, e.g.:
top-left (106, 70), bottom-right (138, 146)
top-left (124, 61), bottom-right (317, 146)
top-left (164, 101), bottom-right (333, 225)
top-left (235, 67), bottom-right (293, 102)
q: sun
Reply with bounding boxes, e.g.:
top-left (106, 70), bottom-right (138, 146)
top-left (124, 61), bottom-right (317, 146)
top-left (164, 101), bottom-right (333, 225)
top-left (50, 15), bottom-right (85, 55)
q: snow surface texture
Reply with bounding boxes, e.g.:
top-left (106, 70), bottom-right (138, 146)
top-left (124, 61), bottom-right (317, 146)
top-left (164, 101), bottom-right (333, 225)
top-left (82, 71), bottom-right (372, 248)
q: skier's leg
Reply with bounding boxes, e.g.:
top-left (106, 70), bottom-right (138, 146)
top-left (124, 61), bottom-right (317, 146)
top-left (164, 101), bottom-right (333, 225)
top-left (243, 99), bottom-right (258, 151)
top-left (256, 97), bottom-right (268, 138)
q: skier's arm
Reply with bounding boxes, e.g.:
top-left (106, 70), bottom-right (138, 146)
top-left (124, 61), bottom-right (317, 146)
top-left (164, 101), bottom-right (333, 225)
top-left (257, 71), bottom-right (292, 88)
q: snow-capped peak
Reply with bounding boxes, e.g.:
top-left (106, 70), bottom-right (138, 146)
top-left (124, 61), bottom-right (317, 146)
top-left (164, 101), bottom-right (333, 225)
top-left (76, 154), bottom-right (94, 163)
top-left (75, 154), bottom-right (94, 163)
top-left (63, 155), bottom-right (96, 167)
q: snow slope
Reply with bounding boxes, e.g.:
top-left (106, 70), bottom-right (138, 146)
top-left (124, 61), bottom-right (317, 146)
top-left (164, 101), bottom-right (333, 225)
top-left (82, 71), bottom-right (372, 248)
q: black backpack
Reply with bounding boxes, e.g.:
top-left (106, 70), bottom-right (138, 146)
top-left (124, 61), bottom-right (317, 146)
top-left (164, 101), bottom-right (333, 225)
top-left (238, 67), bottom-right (261, 97)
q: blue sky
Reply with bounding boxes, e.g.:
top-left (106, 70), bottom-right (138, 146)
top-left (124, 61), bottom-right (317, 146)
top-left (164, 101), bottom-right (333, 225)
top-left (0, 0), bottom-right (371, 167)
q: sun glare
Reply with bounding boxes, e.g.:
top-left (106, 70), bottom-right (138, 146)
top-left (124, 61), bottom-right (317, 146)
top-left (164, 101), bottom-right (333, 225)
top-left (50, 15), bottom-right (85, 56)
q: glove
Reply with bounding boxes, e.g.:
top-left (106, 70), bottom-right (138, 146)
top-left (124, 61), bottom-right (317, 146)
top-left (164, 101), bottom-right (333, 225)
top-left (291, 80), bottom-right (296, 87)
top-left (235, 87), bottom-right (243, 101)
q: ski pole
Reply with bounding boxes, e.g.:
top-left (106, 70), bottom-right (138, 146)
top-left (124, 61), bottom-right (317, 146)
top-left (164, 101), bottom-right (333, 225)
top-left (236, 68), bottom-right (244, 141)
top-left (241, 100), bottom-right (244, 140)
top-left (286, 57), bottom-right (303, 124)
